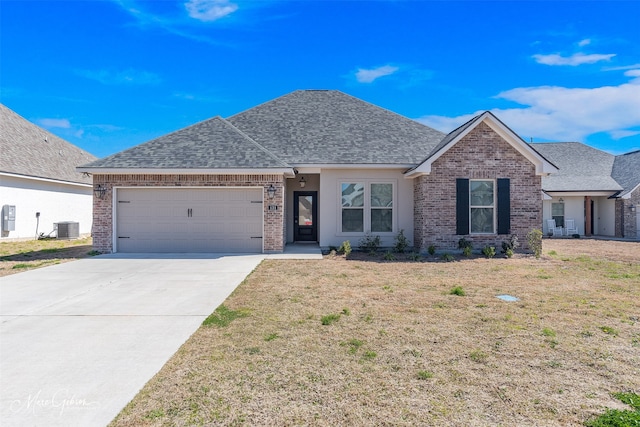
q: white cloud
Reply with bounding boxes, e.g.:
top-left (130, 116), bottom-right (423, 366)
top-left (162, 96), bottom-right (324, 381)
top-left (578, 38), bottom-right (591, 47)
top-left (37, 118), bottom-right (71, 129)
top-left (355, 65), bottom-right (399, 83)
top-left (609, 130), bottom-right (640, 140)
top-left (76, 68), bottom-right (161, 85)
top-left (625, 69), bottom-right (640, 78)
top-left (185, 0), bottom-right (238, 22)
top-left (603, 63), bottom-right (640, 71)
top-left (416, 74), bottom-right (640, 144)
top-left (533, 52), bottom-right (616, 66)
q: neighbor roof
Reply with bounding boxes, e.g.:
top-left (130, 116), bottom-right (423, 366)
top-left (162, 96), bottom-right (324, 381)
top-left (531, 142), bottom-right (623, 192)
top-left (81, 116), bottom-right (291, 170)
top-left (612, 150), bottom-right (640, 197)
top-left (0, 104), bottom-right (96, 185)
top-left (228, 90), bottom-right (446, 165)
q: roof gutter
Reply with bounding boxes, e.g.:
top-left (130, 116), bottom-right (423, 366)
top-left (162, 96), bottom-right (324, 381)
top-left (76, 167), bottom-right (296, 178)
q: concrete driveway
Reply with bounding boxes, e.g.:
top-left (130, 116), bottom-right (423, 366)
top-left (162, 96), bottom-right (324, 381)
top-left (0, 253), bottom-right (265, 427)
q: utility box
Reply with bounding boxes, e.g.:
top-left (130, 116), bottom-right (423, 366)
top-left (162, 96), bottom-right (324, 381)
top-left (2, 205), bottom-right (16, 231)
top-left (56, 221), bottom-right (79, 239)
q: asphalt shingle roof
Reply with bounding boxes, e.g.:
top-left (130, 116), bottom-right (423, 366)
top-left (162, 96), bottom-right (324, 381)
top-left (81, 116), bottom-right (291, 169)
top-left (0, 104), bottom-right (96, 184)
top-left (531, 142), bottom-right (623, 192)
top-left (228, 90), bottom-right (446, 165)
top-left (612, 150), bottom-right (640, 197)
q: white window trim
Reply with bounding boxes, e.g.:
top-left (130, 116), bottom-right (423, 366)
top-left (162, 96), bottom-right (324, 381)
top-left (469, 179), bottom-right (496, 235)
top-left (338, 180), bottom-right (396, 236)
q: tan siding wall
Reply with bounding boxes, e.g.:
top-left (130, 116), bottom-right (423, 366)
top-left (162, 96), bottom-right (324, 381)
top-left (414, 122), bottom-right (542, 252)
top-left (92, 174), bottom-right (285, 253)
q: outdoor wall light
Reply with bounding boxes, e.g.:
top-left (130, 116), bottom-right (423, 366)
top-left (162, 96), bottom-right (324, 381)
top-left (299, 176), bottom-right (306, 188)
top-left (631, 204), bottom-right (636, 212)
top-left (94, 184), bottom-right (107, 199)
top-left (267, 184), bottom-right (276, 200)
top-left (558, 197), bottom-right (564, 203)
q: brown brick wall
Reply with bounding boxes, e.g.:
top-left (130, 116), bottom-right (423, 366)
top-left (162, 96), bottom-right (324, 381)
top-left (414, 122), bottom-right (542, 252)
top-left (91, 174), bottom-right (285, 253)
top-left (616, 189), bottom-right (639, 239)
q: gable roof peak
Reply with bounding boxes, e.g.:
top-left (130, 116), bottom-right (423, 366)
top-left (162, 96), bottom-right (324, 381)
top-left (406, 110), bottom-right (558, 177)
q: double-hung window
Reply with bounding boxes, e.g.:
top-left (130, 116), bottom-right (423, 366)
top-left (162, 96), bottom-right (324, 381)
top-left (370, 183), bottom-right (393, 232)
top-left (469, 180), bottom-right (495, 233)
top-left (341, 182), bottom-right (394, 233)
top-left (341, 183), bottom-right (365, 232)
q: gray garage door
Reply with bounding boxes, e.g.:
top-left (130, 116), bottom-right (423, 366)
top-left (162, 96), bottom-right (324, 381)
top-left (116, 188), bottom-right (263, 253)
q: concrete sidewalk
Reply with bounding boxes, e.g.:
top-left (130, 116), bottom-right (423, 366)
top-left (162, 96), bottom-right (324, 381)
top-left (0, 253), bottom-right (265, 427)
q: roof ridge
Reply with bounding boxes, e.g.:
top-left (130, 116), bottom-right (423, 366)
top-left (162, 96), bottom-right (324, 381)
top-left (218, 117), bottom-right (291, 168)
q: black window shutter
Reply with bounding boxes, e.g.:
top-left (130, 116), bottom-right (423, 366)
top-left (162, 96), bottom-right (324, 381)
top-left (456, 178), bottom-right (469, 235)
top-left (497, 178), bottom-right (510, 235)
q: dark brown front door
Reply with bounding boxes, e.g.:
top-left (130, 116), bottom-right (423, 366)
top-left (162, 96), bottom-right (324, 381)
top-left (294, 191), bottom-right (317, 242)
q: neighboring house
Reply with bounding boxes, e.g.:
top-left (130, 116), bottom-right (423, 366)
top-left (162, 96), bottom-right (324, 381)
top-left (0, 104), bottom-right (97, 240)
top-left (78, 90), bottom-right (637, 254)
top-left (532, 143), bottom-right (640, 239)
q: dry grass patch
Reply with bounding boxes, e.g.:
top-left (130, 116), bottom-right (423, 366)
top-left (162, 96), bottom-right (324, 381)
top-left (111, 239), bottom-right (640, 427)
top-left (0, 237), bottom-right (95, 277)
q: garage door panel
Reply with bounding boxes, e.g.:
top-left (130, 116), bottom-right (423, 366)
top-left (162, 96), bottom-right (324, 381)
top-left (116, 188), bottom-right (263, 253)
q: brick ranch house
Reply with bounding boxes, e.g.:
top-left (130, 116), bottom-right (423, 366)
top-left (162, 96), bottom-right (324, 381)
top-left (78, 90), bottom-right (638, 254)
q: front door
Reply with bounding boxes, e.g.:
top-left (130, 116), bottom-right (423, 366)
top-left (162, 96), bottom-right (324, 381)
top-left (294, 191), bottom-right (317, 242)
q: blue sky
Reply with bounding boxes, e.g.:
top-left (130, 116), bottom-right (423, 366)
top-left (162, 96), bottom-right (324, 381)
top-left (2, 0), bottom-right (639, 158)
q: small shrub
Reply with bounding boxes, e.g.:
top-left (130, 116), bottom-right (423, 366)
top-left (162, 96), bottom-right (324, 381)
top-left (458, 237), bottom-right (473, 250)
top-left (527, 229), bottom-right (543, 259)
top-left (408, 252), bottom-right (421, 261)
top-left (462, 246), bottom-right (472, 257)
top-left (87, 250), bottom-right (101, 256)
top-left (501, 234), bottom-right (520, 253)
top-left (383, 251), bottom-right (396, 261)
top-left (572, 233), bottom-right (580, 238)
top-left (427, 245), bottom-right (436, 256)
top-left (482, 246), bottom-right (496, 258)
top-left (338, 240), bottom-right (352, 256)
top-left (441, 253), bottom-right (455, 262)
top-left (505, 248), bottom-right (514, 258)
top-left (321, 313), bottom-right (341, 325)
top-left (417, 370), bottom-right (434, 380)
top-left (359, 233), bottom-right (381, 254)
top-left (450, 286), bottom-right (466, 296)
top-left (393, 229), bottom-right (410, 253)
